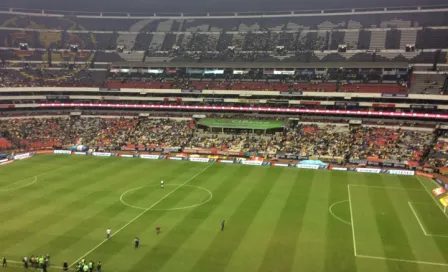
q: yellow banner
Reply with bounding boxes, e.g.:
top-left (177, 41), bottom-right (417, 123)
top-left (440, 196), bottom-right (448, 207)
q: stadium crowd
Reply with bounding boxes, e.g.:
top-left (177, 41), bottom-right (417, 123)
top-left (0, 117), bottom-right (443, 169)
top-left (349, 126), bottom-right (432, 162)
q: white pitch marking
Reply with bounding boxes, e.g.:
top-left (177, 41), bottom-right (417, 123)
top-left (0, 162), bottom-right (75, 192)
top-left (69, 163), bottom-right (214, 268)
top-left (329, 200), bottom-right (351, 225)
top-left (349, 184), bottom-right (425, 191)
top-left (347, 185), bottom-right (357, 256)
top-left (408, 201), bottom-right (448, 238)
top-left (0, 176), bottom-right (37, 192)
top-left (416, 176), bottom-right (448, 220)
top-left (119, 184), bottom-right (213, 211)
top-left (356, 254), bottom-right (448, 267)
top-left (408, 201), bottom-right (430, 236)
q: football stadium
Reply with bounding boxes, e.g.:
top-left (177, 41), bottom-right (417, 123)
top-left (1, 1), bottom-right (448, 271)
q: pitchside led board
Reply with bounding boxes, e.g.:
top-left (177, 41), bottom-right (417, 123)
top-left (433, 187), bottom-right (447, 197)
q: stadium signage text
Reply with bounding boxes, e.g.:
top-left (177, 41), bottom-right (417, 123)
top-left (45, 151), bottom-right (416, 176)
top-left (241, 161), bottom-right (263, 166)
top-left (273, 163), bottom-right (289, 167)
top-left (140, 155), bottom-right (160, 159)
top-left (332, 167), bottom-right (348, 171)
top-left (356, 168), bottom-right (381, 173)
top-left (219, 160), bottom-right (235, 163)
top-left (388, 170), bottom-right (415, 175)
top-left (189, 158), bottom-right (210, 163)
top-left (92, 152), bottom-right (112, 157)
top-left (54, 150), bottom-right (72, 155)
top-left (296, 164), bottom-right (320, 169)
top-left (14, 153), bottom-right (33, 160)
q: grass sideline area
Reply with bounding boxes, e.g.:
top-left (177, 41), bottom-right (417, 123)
top-left (1, 155), bottom-right (448, 272)
top-left (197, 118), bottom-right (284, 130)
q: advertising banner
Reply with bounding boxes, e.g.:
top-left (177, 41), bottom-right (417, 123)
top-left (411, 105), bottom-right (438, 110)
top-left (54, 150), bottom-right (71, 155)
top-left (181, 89), bottom-right (202, 94)
top-left (140, 154), bottom-right (160, 159)
top-left (241, 161), bottom-right (263, 166)
top-left (349, 159), bottom-right (367, 165)
top-left (0, 159), bottom-right (13, 166)
top-left (440, 196), bottom-right (448, 207)
top-left (120, 154), bottom-right (134, 158)
top-left (277, 154), bottom-right (309, 160)
top-left (189, 158), bottom-right (210, 163)
top-left (332, 167), bottom-right (348, 171)
top-left (381, 93), bottom-right (408, 98)
top-left (169, 157), bottom-right (183, 160)
top-left (300, 101), bottom-right (321, 105)
top-left (279, 91), bottom-right (303, 95)
top-left (99, 88), bottom-right (120, 92)
top-left (372, 103), bottom-right (395, 108)
top-left (92, 152), bottom-right (112, 157)
top-left (432, 187), bottom-right (446, 197)
top-left (219, 160), bottom-right (235, 164)
top-left (203, 98), bottom-right (224, 103)
top-left (356, 168), bottom-right (381, 173)
top-left (14, 153), bottom-right (33, 160)
top-left (296, 164), bottom-right (320, 169)
top-left (273, 163), bottom-right (289, 167)
top-left (388, 170), bottom-right (414, 175)
top-left (74, 152), bottom-right (86, 155)
top-left (335, 101), bottom-right (359, 107)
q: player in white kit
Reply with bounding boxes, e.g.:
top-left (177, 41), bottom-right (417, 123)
top-left (160, 180), bottom-right (164, 188)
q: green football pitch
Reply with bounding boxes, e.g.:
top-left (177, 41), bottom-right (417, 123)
top-left (1, 155), bottom-right (448, 272)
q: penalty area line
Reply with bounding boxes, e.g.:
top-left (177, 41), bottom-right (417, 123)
top-left (69, 163), bottom-right (214, 268)
top-left (356, 254), bottom-right (448, 267)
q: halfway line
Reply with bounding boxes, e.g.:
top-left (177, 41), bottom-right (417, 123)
top-left (69, 163), bottom-right (214, 267)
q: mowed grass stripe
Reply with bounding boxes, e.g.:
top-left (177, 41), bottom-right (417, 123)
top-left (0, 157), bottom-right (120, 228)
top-left (324, 171), bottom-right (357, 272)
top-left (123, 165), bottom-right (263, 272)
top-left (24, 159), bottom-right (157, 264)
top-left (0, 157), bottom-right (130, 257)
top-left (391, 175), bottom-right (448, 265)
top-left (400, 175), bottom-right (448, 266)
top-left (156, 165), bottom-right (274, 272)
top-left (224, 168), bottom-right (300, 272)
top-left (0, 156), bottom-right (100, 213)
top-left (94, 164), bottom-right (228, 271)
top-left (365, 174), bottom-right (420, 272)
top-left (291, 170), bottom-right (332, 272)
top-left (188, 167), bottom-right (283, 272)
top-left (66, 161), bottom-right (209, 268)
top-left (256, 169), bottom-right (315, 272)
top-left (0, 155), bottom-right (69, 185)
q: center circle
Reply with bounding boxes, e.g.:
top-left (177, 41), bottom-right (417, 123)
top-left (120, 184), bottom-right (213, 211)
